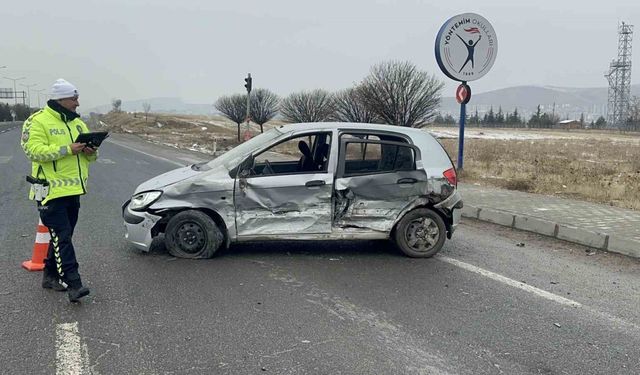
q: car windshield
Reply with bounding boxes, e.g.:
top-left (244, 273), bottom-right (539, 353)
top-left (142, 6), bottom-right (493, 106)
top-left (202, 127), bottom-right (284, 171)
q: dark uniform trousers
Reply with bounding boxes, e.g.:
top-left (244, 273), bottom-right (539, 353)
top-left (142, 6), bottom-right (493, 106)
top-left (38, 195), bottom-right (82, 287)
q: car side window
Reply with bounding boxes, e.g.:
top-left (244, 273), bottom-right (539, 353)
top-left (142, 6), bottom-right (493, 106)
top-left (342, 141), bottom-right (416, 176)
top-left (251, 133), bottom-right (331, 176)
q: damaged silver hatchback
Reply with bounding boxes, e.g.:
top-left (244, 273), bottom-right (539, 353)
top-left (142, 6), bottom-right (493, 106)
top-left (123, 123), bottom-right (463, 259)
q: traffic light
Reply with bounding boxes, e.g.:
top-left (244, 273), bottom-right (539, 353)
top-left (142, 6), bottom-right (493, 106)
top-left (244, 74), bottom-right (252, 93)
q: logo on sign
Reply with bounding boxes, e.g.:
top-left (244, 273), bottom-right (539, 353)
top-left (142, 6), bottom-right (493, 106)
top-left (435, 13), bottom-right (498, 82)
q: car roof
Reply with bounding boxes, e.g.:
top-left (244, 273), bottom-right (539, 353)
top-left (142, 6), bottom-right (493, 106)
top-left (275, 122), bottom-right (453, 171)
top-left (276, 122), bottom-right (437, 142)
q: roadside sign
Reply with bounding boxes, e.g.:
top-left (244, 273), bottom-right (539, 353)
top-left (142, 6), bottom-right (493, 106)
top-left (455, 83), bottom-right (471, 104)
top-left (434, 12), bottom-right (497, 171)
top-left (435, 13), bottom-right (498, 82)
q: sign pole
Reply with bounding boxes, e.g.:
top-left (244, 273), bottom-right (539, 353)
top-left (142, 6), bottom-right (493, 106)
top-left (458, 86), bottom-right (466, 170)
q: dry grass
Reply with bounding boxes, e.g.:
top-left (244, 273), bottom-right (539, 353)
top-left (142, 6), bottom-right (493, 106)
top-left (91, 112), bottom-right (263, 154)
top-left (439, 137), bottom-right (640, 210)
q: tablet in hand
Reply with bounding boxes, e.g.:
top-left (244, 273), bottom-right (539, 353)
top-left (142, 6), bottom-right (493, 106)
top-left (75, 131), bottom-right (109, 148)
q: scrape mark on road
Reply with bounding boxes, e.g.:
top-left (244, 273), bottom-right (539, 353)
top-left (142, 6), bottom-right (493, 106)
top-left (266, 266), bottom-right (454, 375)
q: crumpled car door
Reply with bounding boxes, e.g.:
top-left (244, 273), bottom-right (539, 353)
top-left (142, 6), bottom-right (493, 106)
top-left (234, 172), bottom-right (334, 236)
top-left (333, 139), bottom-right (427, 232)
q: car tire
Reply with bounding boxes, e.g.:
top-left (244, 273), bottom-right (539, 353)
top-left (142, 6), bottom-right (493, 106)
top-left (394, 208), bottom-right (446, 258)
top-left (165, 210), bottom-right (223, 259)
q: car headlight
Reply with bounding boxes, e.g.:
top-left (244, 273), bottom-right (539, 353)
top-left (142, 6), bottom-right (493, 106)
top-left (129, 191), bottom-right (162, 211)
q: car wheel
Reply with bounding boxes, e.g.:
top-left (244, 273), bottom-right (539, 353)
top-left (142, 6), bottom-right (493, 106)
top-left (394, 208), bottom-right (446, 258)
top-left (165, 210), bottom-right (223, 259)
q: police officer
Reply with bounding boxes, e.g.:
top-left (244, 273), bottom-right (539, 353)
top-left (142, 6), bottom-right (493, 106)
top-left (21, 78), bottom-right (97, 302)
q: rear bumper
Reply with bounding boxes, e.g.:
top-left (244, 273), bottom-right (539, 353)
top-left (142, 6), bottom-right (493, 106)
top-left (451, 204), bottom-right (462, 231)
top-left (122, 200), bottom-right (161, 252)
top-left (434, 190), bottom-right (463, 234)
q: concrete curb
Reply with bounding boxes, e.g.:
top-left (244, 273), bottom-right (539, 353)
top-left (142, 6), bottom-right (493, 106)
top-left (461, 205), bottom-right (640, 259)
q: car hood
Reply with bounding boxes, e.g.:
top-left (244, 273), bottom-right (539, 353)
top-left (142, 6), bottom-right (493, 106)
top-left (134, 165), bottom-right (202, 194)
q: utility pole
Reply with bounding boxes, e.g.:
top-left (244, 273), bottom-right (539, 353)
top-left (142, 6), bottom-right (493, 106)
top-left (3, 76), bottom-right (25, 106)
top-left (21, 83), bottom-right (37, 108)
top-left (33, 88), bottom-right (46, 108)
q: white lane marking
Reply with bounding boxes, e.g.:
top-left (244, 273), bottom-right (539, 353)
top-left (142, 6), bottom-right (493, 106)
top-left (107, 139), bottom-right (199, 167)
top-left (96, 158), bottom-right (115, 164)
top-left (438, 256), bottom-right (581, 308)
top-left (56, 322), bottom-right (88, 374)
top-left (0, 156), bottom-right (12, 164)
top-left (439, 256), bottom-right (640, 332)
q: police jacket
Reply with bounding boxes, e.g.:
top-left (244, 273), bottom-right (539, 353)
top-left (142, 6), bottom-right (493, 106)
top-left (21, 100), bottom-right (97, 204)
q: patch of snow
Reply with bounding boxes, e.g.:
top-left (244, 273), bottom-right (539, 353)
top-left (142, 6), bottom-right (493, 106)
top-left (427, 129), bottom-right (583, 141)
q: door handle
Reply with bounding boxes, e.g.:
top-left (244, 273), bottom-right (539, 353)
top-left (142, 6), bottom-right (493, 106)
top-left (397, 178), bottom-right (417, 184)
top-left (305, 180), bottom-right (326, 187)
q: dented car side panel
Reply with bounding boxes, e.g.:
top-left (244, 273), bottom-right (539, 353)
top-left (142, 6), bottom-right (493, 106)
top-left (334, 170), bottom-right (429, 232)
top-left (234, 172), bottom-right (334, 236)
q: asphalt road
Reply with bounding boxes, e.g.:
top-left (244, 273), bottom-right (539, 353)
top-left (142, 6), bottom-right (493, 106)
top-left (1, 127), bottom-right (639, 374)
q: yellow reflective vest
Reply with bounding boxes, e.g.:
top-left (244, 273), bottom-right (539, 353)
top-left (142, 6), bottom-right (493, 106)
top-left (21, 104), bottom-right (97, 204)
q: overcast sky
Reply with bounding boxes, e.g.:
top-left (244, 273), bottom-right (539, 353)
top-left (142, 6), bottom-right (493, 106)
top-left (2, 0), bottom-right (639, 109)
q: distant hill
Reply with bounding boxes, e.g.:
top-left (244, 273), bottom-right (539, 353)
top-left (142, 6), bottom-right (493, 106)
top-left (86, 84), bottom-right (640, 122)
top-left (86, 97), bottom-right (215, 115)
top-left (440, 84), bottom-right (640, 122)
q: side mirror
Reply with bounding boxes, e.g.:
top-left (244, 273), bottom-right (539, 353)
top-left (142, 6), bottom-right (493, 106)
top-left (238, 155), bottom-right (255, 178)
top-left (238, 168), bottom-right (250, 178)
top-left (229, 154), bottom-right (254, 179)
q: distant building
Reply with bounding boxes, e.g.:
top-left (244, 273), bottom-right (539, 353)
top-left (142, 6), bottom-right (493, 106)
top-left (555, 119), bottom-right (583, 129)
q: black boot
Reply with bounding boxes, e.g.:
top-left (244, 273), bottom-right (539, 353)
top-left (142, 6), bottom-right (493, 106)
top-left (66, 278), bottom-right (90, 303)
top-left (42, 268), bottom-right (67, 292)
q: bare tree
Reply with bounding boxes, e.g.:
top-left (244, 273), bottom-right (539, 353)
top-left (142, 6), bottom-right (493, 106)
top-left (358, 61), bottom-right (444, 128)
top-left (111, 98), bottom-right (122, 113)
top-left (215, 94), bottom-right (247, 141)
top-left (250, 88), bottom-right (279, 133)
top-left (332, 87), bottom-right (381, 123)
top-left (142, 102), bottom-right (151, 123)
top-left (280, 89), bottom-right (335, 123)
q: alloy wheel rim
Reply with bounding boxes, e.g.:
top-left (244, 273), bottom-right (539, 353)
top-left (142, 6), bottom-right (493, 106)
top-left (405, 217), bottom-right (439, 252)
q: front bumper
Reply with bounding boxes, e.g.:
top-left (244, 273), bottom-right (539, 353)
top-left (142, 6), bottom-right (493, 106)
top-left (122, 200), bottom-right (162, 251)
